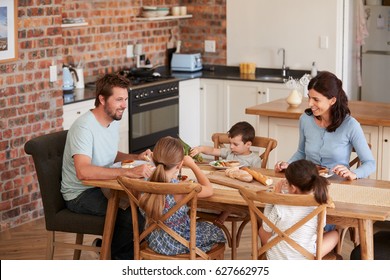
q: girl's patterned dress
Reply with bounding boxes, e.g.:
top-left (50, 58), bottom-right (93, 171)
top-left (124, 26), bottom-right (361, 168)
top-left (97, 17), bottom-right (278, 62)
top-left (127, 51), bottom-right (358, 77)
top-left (144, 194), bottom-right (226, 255)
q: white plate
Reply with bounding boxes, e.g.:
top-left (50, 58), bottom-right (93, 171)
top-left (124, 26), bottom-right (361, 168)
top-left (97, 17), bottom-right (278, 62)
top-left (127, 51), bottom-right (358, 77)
top-left (209, 160), bottom-right (244, 170)
top-left (320, 173), bottom-right (334, 178)
top-left (111, 160), bottom-right (152, 169)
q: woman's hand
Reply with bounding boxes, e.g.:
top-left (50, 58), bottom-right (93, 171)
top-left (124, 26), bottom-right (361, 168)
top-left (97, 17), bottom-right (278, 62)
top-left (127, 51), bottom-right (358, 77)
top-left (332, 165), bottom-right (357, 180)
top-left (274, 161), bottom-right (289, 172)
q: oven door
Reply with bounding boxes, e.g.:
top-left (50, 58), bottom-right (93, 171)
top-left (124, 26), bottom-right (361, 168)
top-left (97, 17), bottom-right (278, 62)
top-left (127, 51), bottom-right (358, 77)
top-left (129, 94), bottom-right (179, 153)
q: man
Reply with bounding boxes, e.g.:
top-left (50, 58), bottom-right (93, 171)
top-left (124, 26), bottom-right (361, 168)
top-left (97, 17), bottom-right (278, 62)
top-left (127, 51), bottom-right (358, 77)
top-left (61, 73), bottom-right (154, 259)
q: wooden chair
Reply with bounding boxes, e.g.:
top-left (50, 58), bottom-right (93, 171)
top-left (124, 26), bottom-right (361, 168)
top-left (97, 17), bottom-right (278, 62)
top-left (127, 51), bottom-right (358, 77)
top-left (24, 131), bottom-right (105, 259)
top-left (238, 187), bottom-right (339, 260)
top-left (211, 133), bottom-right (278, 168)
top-left (117, 176), bottom-right (226, 260)
top-left (198, 133), bottom-right (277, 259)
top-left (336, 144), bottom-right (372, 254)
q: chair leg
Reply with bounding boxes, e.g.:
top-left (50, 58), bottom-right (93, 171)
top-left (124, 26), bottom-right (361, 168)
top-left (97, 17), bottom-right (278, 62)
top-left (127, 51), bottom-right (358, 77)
top-left (73, 233), bottom-right (84, 260)
top-left (231, 221), bottom-right (237, 260)
top-left (46, 231), bottom-right (55, 259)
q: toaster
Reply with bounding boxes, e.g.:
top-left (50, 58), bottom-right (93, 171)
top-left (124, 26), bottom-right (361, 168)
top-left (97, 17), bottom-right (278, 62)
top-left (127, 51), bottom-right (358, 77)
top-left (171, 53), bottom-right (202, 72)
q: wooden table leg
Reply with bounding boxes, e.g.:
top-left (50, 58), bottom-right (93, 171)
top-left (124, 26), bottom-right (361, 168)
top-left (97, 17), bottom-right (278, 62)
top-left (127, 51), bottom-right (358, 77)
top-left (100, 189), bottom-right (119, 260)
top-left (358, 219), bottom-right (374, 260)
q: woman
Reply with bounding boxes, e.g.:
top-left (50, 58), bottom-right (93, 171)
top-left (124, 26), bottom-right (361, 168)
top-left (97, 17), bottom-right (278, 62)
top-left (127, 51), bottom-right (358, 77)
top-left (275, 71), bottom-right (375, 180)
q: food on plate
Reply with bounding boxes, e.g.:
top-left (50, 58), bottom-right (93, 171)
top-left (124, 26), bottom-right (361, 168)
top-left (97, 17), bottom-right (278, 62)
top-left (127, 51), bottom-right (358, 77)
top-left (178, 136), bottom-right (203, 163)
top-left (121, 160), bottom-right (135, 168)
top-left (213, 160), bottom-right (241, 168)
top-left (225, 167), bottom-right (253, 182)
top-left (242, 167), bottom-right (273, 186)
top-left (316, 165), bottom-right (329, 176)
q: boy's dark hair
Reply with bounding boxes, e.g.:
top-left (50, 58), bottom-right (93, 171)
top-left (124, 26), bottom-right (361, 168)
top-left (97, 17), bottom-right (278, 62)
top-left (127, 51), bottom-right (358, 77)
top-left (94, 73), bottom-right (130, 107)
top-left (228, 121), bottom-right (255, 143)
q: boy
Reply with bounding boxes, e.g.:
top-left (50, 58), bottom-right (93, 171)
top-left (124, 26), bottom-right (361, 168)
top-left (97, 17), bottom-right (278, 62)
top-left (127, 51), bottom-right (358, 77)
top-left (190, 121), bottom-right (261, 168)
top-left (190, 121), bottom-right (260, 224)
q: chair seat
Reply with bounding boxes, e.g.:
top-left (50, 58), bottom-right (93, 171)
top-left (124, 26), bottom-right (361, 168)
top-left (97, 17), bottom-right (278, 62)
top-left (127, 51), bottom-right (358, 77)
top-left (140, 243), bottom-right (226, 260)
top-left (48, 209), bottom-right (105, 235)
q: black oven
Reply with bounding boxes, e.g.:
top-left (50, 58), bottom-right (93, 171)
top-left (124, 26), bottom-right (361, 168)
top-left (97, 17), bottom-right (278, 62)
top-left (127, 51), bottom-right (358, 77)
top-left (128, 81), bottom-right (179, 153)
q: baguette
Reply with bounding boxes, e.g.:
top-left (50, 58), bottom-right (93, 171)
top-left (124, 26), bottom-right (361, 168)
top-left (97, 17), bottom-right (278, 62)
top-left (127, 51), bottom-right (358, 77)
top-left (242, 167), bottom-right (273, 186)
top-left (225, 167), bottom-right (253, 182)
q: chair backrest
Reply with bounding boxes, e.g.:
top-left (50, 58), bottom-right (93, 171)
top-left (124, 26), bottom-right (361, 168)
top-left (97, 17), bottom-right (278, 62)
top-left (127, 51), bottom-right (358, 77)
top-left (24, 130), bottom-right (68, 229)
top-left (211, 132), bottom-right (277, 168)
top-left (239, 187), bottom-right (335, 260)
top-left (117, 176), bottom-right (209, 260)
top-left (349, 143), bottom-right (372, 168)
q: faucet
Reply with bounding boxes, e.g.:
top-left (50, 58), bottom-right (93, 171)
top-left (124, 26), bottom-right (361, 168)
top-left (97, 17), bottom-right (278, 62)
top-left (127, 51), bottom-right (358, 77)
top-left (277, 48), bottom-right (288, 77)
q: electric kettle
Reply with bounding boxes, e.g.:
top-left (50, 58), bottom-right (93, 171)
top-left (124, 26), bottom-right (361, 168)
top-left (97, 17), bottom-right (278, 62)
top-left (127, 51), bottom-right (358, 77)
top-left (62, 65), bottom-right (78, 91)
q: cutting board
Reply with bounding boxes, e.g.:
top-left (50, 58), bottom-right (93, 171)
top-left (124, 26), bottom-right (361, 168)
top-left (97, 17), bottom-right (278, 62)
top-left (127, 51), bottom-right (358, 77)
top-left (206, 170), bottom-right (278, 192)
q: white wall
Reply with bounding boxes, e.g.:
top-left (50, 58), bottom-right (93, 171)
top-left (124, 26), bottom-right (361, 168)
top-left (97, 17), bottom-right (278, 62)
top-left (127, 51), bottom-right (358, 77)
top-left (227, 0), bottom-right (343, 74)
top-left (227, 0), bottom-right (359, 99)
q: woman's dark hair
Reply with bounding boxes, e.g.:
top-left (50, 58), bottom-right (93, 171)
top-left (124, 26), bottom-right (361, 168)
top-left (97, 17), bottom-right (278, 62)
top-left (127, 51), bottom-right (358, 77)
top-left (285, 159), bottom-right (329, 204)
top-left (305, 71), bottom-right (350, 132)
top-left (94, 73), bottom-right (130, 107)
top-left (228, 121), bottom-right (255, 143)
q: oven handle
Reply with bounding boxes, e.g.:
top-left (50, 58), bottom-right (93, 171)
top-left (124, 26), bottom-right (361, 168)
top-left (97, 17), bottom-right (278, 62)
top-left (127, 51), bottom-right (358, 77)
top-left (137, 96), bottom-right (179, 107)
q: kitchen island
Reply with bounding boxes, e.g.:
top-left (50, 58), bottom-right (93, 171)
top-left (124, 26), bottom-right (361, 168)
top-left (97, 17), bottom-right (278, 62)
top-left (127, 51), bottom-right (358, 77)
top-left (246, 98), bottom-right (390, 180)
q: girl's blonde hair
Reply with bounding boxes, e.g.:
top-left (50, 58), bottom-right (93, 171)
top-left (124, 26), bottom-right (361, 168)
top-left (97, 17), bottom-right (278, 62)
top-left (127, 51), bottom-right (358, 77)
top-left (285, 159), bottom-right (330, 204)
top-left (139, 136), bottom-right (184, 224)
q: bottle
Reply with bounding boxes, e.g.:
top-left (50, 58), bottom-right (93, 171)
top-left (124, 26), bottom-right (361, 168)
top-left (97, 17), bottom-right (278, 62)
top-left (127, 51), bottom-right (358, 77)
top-left (311, 62), bottom-right (317, 77)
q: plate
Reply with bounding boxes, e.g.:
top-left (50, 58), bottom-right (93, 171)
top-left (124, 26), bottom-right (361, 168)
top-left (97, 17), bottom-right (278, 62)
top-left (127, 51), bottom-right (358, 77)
top-left (320, 173), bottom-right (334, 178)
top-left (111, 160), bottom-right (153, 169)
top-left (209, 160), bottom-right (244, 170)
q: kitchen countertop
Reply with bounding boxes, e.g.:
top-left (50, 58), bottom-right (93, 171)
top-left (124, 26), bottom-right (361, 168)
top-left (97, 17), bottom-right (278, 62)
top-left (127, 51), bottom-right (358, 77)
top-left (246, 98), bottom-right (390, 127)
top-left (63, 65), bottom-right (309, 105)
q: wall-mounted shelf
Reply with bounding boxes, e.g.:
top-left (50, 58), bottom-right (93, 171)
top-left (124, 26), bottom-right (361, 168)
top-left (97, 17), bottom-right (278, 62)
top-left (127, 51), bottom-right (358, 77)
top-left (134, 15), bottom-right (192, 21)
top-left (61, 22), bottom-right (89, 28)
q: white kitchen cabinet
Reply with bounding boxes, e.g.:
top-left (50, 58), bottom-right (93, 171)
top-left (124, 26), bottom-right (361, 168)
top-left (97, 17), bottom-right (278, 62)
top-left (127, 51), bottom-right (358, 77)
top-left (63, 99), bottom-right (95, 130)
top-left (63, 99), bottom-right (129, 153)
top-left (200, 79), bottom-right (291, 148)
top-left (199, 79), bottom-right (225, 147)
top-left (381, 127), bottom-right (390, 181)
top-left (179, 79), bottom-right (201, 147)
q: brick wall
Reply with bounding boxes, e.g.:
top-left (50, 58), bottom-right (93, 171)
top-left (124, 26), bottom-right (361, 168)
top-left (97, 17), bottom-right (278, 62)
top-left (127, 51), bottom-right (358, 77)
top-left (0, 0), bottom-right (226, 231)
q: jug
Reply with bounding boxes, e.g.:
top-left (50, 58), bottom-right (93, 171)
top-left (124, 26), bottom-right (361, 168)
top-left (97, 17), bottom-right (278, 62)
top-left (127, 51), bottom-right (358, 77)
top-left (62, 65), bottom-right (78, 91)
top-left (286, 89), bottom-right (303, 107)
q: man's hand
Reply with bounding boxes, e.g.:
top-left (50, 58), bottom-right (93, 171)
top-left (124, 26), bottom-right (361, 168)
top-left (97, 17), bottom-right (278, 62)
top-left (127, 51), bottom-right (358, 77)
top-left (125, 164), bottom-right (154, 179)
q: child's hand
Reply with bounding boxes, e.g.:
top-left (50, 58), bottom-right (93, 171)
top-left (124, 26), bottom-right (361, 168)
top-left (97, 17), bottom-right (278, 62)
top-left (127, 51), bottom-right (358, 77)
top-left (190, 147), bottom-right (201, 157)
top-left (274, 179), bottom-right (289, 193)
top-left (183, 155), bottom-right (196, 167)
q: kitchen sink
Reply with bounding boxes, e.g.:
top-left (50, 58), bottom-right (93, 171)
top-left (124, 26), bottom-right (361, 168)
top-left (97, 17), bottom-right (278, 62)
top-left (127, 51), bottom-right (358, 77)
top-left (257, 75), bottom-right (286, 82)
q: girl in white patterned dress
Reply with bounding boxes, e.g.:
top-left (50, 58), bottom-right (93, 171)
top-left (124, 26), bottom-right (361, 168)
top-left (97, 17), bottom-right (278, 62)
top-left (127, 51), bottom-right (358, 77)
top-left (259, 159), bottom-right (339, 259)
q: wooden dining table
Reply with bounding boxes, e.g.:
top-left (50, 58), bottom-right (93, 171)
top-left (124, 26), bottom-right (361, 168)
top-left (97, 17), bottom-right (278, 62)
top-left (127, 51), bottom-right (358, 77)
top-left (82, 166), bottom-right (390, 260)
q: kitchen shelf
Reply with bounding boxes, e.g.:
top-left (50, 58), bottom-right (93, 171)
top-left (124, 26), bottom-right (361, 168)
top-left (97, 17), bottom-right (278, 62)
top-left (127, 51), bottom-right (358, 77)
top-left (61, 22), bottom-right (89, 28)
top-left (134, 15), bottom-right (192, 21)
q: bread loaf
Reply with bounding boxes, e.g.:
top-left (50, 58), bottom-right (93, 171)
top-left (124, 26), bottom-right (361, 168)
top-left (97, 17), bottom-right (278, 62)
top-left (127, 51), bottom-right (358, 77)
top-left (225, 167), bottom-right (253, 182)
top-left (242, 167), bottom-right (273, 186)
top-left (121, 160), bottom-right (135, 168)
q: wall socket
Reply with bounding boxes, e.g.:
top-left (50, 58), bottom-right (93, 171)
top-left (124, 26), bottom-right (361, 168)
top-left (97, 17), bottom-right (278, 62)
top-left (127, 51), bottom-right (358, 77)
top-left (126, 44), bottom-right (134, 58)
top-left (205, 40), bottom-right (216, 52)
top-left (49, 65), bottom-right (57, 82)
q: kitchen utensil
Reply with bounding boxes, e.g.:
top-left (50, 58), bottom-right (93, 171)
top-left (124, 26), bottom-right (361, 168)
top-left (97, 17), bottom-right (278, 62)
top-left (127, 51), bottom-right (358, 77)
top-left (62, 65), bottom-right (78, 90)
top-left (74, 68), bottom-right (84, 89)
top-left (171, 53), bottom-right (202, 72)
